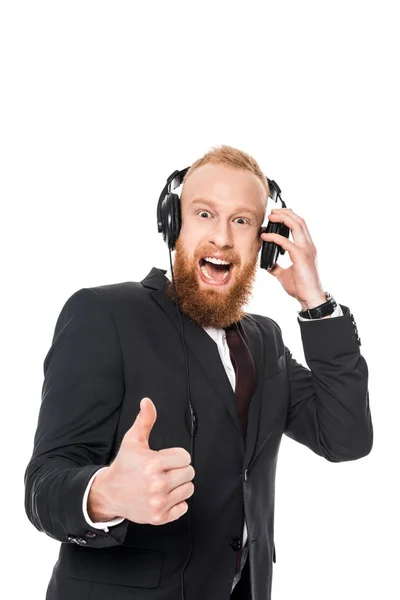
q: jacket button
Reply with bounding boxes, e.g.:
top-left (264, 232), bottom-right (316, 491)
top-left (230, 538), bottom-right (242, 551)
top-left (85, 531), bottom-right (97, 538)
top-left (67, 535), bottom-right (79, 544)
top-left (350, 313), bottom-right (361, 346)
top-left (76, 537), bottom-right (87, 545)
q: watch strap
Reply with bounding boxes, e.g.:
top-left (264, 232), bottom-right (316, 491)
top-left (298, 292), bottom-right (337, 319)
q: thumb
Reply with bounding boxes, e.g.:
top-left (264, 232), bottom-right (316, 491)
top-left (267, 263), bottom-right (283, 279)
top-left (128, 397), bottom-right (157, 448)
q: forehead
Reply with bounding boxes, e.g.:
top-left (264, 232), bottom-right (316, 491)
top-left (181, 163), bottom-right (267, 207)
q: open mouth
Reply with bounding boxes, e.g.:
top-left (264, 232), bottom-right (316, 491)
top-left (199, 258), bottom-right (233, 284)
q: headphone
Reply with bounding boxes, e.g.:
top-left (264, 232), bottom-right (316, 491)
top-left (157, 166), bottom-right (290, 269)
top-left (156, 166), bottom-right (289, 600)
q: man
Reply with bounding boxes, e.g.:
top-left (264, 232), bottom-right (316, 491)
top-left (24, 145), bottom-right (373, 600)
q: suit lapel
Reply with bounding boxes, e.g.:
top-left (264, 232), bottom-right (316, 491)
top-left (238, 316), bottom-right (265, 468)
top-left (141, 267), bottom-right (265, 469)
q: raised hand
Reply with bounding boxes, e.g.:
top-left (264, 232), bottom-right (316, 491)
top-left (88, 397), bottom-right (195, 525)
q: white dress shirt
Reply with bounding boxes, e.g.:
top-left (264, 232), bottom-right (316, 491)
top-left (82, 267), bottom-right (343, 591)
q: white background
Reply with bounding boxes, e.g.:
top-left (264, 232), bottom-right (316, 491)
top-left (1, 1), bottom-right (398, 598)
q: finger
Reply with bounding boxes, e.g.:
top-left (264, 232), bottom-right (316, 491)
top-left (266, 262), bottom-right (285, 278)
top-left (261, 232), bottom-right (298, 255)
top-left (268, 208), bottom-right (311, 241)
top-left (165, 481), bottom-right (195, 514)
top-left (164, 464), bottom-right (195, 492)
top-left (166, 500), bottom-right (189, 523)
top-left (158, 447), bottom-right (192, 471)
top-left (126, 397), bottom-right (157, 448)
top-left (268, 209), bottom-right (313, 245)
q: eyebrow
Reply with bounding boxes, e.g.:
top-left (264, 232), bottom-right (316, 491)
top-left (190, 198), bottom-right (259, 219)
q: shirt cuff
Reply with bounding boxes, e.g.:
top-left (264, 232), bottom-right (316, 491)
top-left (82, 466), bottom-right (125, 532)
top-left (297, 301), bottom-right (344, 321)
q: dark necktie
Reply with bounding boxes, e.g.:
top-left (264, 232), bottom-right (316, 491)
top-left (224, 322), bottom-right (256, 441)
top-left (224, 321), bottom-right (256, 579)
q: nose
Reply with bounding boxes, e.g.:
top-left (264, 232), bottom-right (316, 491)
top-left (208, 220), bottom-right (234, 250)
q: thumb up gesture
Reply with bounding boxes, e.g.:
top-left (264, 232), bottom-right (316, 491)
top-left (88, 397), bottom-right (195, 526)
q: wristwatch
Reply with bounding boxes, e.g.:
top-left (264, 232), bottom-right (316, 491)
top-left (298, 291), bottom-right (337, 319)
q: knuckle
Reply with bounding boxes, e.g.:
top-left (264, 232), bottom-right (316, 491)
top-left (149, 496), bottom-right (164, 510)
top-left (150, 478), bottom-right (166, 494)
top-left (150, 512), bottom-right (164, 525)
top-left (143, 462), bottom-right (154, 477)
top-left (144, 460), bottom-right (160, 478)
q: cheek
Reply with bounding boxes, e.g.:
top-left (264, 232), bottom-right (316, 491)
top-left (177, 237), bottom-right (201, 265)
top-left (180, 231), bottom-right (205, 256)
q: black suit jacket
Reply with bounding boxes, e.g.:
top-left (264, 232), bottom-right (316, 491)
top-left (24, 267), bottom-right (373, 600)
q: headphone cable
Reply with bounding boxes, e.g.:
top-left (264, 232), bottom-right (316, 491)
top-left (168, 248), bottom-right (195, 600)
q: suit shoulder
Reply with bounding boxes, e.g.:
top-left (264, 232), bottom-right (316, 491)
top-left (88, 281), bottom-right (151, 316)
top-left (87, 281), bottom-right (143, 302)
top-left (57, 281), bottom-right (144, 322)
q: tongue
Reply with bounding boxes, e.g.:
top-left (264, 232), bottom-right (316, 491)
top-left (205, 262), bottom-right (229, 282)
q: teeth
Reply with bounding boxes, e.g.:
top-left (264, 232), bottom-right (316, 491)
top-left (200, 263), bottom-right (231, 282)
top-left (201, 264), bottom-right (214, 280)
top-left (203, 257), bottom-right (230, 265)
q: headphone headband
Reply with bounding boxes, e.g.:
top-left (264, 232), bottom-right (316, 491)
top-left (167, 168), bottom-right (190, 191)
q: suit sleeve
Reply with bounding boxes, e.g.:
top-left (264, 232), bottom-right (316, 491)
top-left (281, 304), bottom-right (373, 462)
top-left (24, 288), bottom-right (129, 547)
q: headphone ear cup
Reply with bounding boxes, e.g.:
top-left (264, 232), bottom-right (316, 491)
top-left (260, 220), bottom-right (290, 270)
top-left (160, 192), bottom-right (181, 251)
top-left (168, 193), bottom-right (181, 251)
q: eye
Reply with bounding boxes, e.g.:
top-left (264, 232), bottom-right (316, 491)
top-left (197, 211), bottom-right (250, 225)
